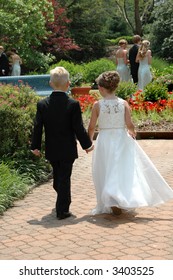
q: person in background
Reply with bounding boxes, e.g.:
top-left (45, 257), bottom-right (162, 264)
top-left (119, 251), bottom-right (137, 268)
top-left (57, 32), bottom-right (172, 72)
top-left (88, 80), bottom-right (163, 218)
top-left (115, 39), bottom-right (131, 82)
top-left (135, 40), bottom-right (152, 91)
top-left (0, 46), bottom-right (10, 76)
top-left (129, 35), bottom-right (141, 84)
top-left (10, 48), bottom-right (22, 76)
top-left (88, 70), bottom-right (173, 216)
top-left (31, 66), bottom-right (93, 220)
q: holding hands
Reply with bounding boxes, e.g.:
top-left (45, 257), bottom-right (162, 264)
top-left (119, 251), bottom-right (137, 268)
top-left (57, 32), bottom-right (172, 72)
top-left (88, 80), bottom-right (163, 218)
top-left (85, 144), bottom-right (94, 153)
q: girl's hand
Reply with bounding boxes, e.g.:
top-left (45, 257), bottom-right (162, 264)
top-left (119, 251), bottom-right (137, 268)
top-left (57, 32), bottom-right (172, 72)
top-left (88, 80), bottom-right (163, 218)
top-left (85, 145), bottom-right (94, 153)
top-left (128, 130), bottom-right (136, 139)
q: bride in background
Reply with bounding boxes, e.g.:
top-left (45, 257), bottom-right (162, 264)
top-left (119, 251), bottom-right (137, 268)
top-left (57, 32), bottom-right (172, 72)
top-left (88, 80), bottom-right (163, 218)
top-left (10, 48), bottom-right (22, 76)
top-left (136, 40), bottom-right (152, 90)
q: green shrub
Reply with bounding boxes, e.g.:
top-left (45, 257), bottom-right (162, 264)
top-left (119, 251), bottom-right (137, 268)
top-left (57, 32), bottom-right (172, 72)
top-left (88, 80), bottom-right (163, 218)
top-left (159, 66), bottom-right (173, 76)
top-left (151, 57), bottom-right (171, 78)
top-left (47, 60), bottom-right (84, 77)
top-left (0, 82), bottom-right (40, 157)
top-left (47, 60), bottom-right (85, 87)
top-left (83, 58), bottom-right (115, 83)
top-left (0, 162), bottom-right (28, 214)
top-left (152, 57), bottom-right (170, 71)
top-left (0, 83), bottom-right (52, 214)
top-left (4, 149), bottom-right (52, 185)
top-left (155, 74), bottom-right (173, 86)
top-left (116, 81), bottom-right (138, 100)
top-left (70, 73), bottom-right (84, 87)
top-left (48, 58), bottom-right (116, 85)
top-left (24, 51), bottom-right (55, 73)
top-left (143, 82), bottom-right (168, 102)
top-left (106, 36), bottom-right (133, 45)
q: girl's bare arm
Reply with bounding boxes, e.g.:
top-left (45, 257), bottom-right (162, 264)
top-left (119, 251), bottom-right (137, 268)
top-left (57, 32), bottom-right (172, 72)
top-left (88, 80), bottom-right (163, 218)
top-left (88, 101), bottom-right (99, 141)
top-left (124, 100), bottom-right (136, 138)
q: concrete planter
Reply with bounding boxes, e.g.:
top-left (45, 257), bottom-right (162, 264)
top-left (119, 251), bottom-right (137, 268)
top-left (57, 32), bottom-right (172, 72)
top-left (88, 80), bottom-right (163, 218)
top-left (71, 86), bottom-right (91, 96)
top-left (136, 131), bottom-right (173, 139)
top-left (94, 131), bottom-right (173, 140)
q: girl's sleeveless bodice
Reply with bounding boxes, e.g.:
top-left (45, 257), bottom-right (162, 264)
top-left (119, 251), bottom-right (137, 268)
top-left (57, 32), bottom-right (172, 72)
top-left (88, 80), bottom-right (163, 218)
top-left (98, 98), bottom-right (125, 129)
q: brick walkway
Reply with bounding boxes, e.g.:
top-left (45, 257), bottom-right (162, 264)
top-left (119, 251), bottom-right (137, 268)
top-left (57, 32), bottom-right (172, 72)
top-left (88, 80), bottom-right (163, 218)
top-left (0, 140), bottom-right (173, 260)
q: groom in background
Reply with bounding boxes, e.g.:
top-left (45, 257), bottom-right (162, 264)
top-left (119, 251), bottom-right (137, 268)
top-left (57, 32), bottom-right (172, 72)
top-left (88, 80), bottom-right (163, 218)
top-left (0, 46), bottom-right (10, 76)
top-left (129, 35), bottom-right (141, 84)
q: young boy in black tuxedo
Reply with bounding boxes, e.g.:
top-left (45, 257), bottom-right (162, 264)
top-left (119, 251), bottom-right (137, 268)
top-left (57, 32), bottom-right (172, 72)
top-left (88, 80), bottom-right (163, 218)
top-left (31, 67), bottom-right (93, 219)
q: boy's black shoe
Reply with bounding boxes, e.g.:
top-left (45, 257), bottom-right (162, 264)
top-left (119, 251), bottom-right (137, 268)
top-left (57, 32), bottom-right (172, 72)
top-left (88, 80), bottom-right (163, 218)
top-left (57, 212), bottom-right (72, 220)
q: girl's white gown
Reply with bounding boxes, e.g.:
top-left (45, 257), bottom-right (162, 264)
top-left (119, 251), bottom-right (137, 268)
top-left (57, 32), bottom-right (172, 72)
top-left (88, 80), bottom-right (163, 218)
top-left (92, 97), bottom-right (173, 215)
top-left (138, 57), bottom-right (152, 90)
top-left (116, 58), bottom-right (131, 82)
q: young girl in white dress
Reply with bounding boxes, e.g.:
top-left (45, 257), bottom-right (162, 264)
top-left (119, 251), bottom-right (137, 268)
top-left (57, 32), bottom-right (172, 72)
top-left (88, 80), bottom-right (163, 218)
top-left (116, 39), bottom-right (131, 82)
top-left (88, 71), bottom-right (173, 215)
top-left (136, 40), bottom-right (152, 90)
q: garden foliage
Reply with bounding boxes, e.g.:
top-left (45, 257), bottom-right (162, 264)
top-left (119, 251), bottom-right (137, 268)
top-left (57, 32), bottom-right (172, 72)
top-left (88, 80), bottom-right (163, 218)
top-left (49, 58), bottom-right (115, 85)
top-left (0, 162), bottom-right (28, 214)
top-left (0, 82), bottom-right (52, 214)
top-left (0, 82), bottom-right (39, 157)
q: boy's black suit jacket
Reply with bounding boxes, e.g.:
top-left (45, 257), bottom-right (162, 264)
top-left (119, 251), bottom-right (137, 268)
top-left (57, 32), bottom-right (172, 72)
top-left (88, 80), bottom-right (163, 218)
top-left (31, 91), bottom-right (92, 161)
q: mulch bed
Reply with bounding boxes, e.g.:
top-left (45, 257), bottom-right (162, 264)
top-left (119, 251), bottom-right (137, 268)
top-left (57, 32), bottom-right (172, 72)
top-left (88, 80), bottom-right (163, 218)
top-left (136, 120), bottom-right (173, 132)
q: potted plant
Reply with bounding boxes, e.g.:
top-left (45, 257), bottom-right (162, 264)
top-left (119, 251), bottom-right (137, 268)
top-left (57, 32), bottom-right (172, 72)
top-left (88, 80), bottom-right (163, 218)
top-left (70, 73), bottom-right (91, 96)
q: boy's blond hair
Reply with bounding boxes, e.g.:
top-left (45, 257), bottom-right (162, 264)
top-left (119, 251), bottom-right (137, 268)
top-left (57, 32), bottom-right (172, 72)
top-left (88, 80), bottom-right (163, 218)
top-left (50, 67), bottom-right (69, 87)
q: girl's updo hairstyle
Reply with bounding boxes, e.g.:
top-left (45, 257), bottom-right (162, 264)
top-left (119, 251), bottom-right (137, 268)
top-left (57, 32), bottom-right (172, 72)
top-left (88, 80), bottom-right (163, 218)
top-left (96, 71), bottom-right (120, 92)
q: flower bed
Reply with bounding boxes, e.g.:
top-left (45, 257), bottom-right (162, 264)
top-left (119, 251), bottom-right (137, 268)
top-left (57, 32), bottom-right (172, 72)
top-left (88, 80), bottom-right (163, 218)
top-left (72, 93), bottom-right (97, 112)
top-left (73, 90), bottom-right (173, 133)
top-left (129, 90), bottom-right (173, 113)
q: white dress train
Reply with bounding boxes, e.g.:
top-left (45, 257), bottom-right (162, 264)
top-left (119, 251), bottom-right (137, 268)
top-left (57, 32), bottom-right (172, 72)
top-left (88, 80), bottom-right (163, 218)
top-left (91, 97), bottom-right (173, 215)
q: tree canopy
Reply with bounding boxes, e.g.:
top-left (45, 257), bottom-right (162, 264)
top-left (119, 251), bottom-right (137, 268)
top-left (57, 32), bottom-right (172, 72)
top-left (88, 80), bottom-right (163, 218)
top-left (0, 0), bottom-right (77, 71)
top-left (150, 0), bottom-right (173, 61)
top-left (0, 0), bottom-right (172, 71)
top-left (0, 0), bottom-right (54, 71)
top-left (0, 0), bottom-right (53, 49)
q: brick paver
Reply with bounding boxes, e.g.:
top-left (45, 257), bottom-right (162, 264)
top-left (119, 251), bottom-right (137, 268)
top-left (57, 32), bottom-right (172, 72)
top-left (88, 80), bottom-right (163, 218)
top-left (0, 140), bottom-right (173, 260)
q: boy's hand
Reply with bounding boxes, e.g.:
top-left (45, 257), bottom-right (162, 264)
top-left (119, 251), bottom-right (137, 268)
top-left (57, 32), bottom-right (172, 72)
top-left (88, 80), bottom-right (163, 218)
top-left (85, 145), bottom-right (94, 153)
